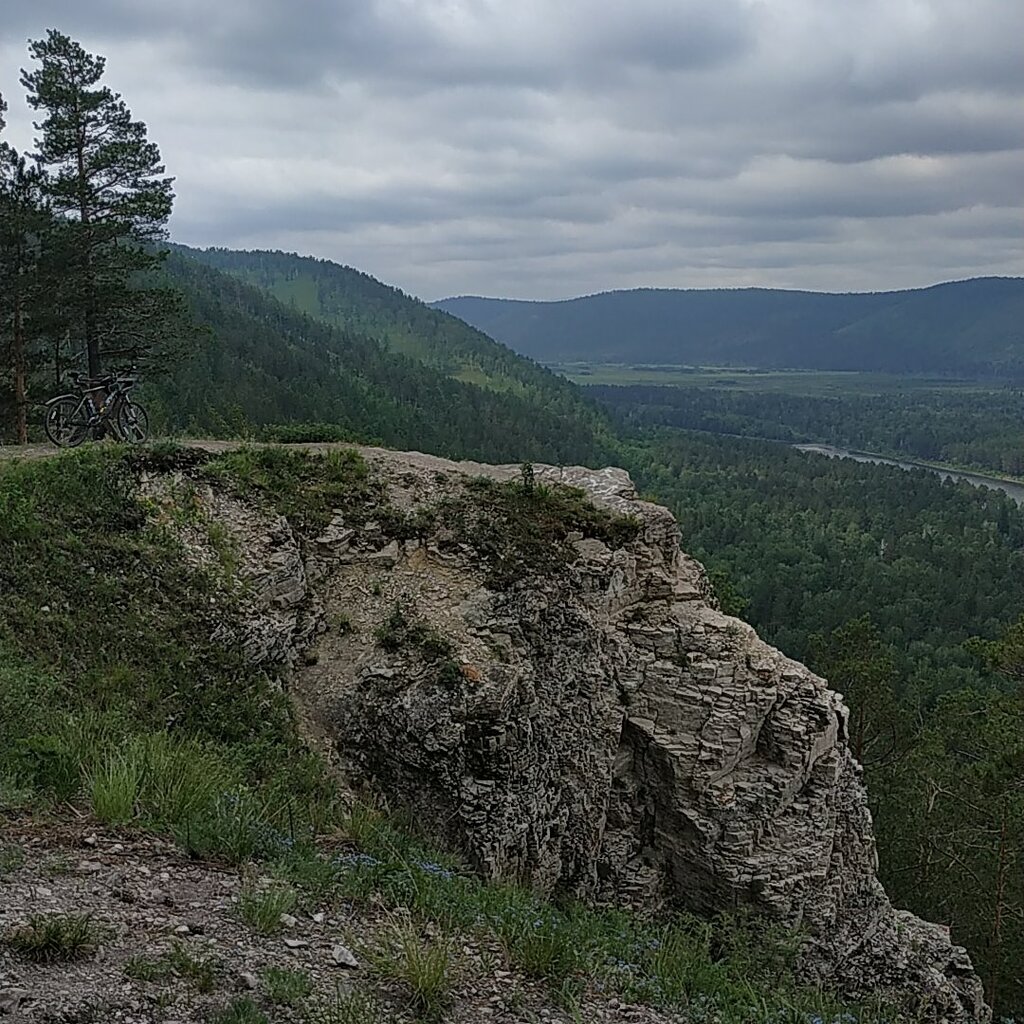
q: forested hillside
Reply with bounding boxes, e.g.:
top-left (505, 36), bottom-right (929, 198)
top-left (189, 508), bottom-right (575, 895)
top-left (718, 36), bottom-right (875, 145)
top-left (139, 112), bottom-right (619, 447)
top-left (175, 245), bottom-right (584, 400)
top-left (144, 252), bottom-right (611, 467)
top-left (435, 278), bottom-right (1024, 376)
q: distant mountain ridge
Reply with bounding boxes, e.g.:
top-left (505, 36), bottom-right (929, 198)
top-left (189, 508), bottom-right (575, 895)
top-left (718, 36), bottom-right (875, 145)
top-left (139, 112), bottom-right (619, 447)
top-left (433, 278), bottom-right (1024, 377)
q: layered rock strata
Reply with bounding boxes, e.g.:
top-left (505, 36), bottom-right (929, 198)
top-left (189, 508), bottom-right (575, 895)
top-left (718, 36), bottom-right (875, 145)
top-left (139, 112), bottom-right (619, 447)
top-left (195, 447), bottom-right (987, 1021)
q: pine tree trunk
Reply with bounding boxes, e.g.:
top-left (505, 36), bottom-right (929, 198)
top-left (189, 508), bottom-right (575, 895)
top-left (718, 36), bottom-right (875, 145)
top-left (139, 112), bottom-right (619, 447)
top-left (13, 289), bottom-right (27, 444)
top-left (76, 119), bottom-right (100, 378)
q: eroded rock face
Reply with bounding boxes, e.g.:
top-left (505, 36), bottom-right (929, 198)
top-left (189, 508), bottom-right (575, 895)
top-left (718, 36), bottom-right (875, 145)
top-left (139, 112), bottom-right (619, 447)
top-left (200, 449), bottom-right (987, 1021)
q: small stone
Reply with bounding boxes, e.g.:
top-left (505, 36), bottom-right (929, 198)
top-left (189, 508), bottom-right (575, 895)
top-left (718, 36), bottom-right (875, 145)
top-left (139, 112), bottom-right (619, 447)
top-left (279, 913), bottom-right (298, 928)
top-left (239, 972), bottom-right (259, 991)
top-left (331, 943), bottom-right (359, 968)
top-left (174, 924), bottom-right (190, 935)
top-left (283, 938), bottom-right (308, 949)
top-left (76, 860), bottom-right (102, 873)
top-left (311, 912), bottom-right (326, 924)
top-left (83, 833), bottom-right (98, 847)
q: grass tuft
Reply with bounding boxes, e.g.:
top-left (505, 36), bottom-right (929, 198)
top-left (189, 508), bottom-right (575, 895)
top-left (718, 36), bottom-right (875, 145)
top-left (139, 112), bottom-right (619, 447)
top-left (123, 940), bottom-right (220, 992)
top-left (236, 882), bottom-right (298, 935)
top-left (6, 913), bottom-right (101, 963)
top-left (262, 965), bottom-right (313, 1006)
top-left (368, 919), bottom-right (456, 1021)
top-left (89, 752), bottom-right (142, 823)
top-left (300, 988), bottom-right (385, 1024)
top-left (208, 997), bottom-right (269, 1024)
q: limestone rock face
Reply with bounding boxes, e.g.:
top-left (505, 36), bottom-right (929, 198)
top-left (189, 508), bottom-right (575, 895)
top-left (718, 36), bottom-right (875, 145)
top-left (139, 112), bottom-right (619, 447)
top-left (206, 448), bottom-right (987, 1021)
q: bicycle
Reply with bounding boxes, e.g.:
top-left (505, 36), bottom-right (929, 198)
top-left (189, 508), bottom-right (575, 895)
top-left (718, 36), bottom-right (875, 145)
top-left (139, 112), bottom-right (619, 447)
top-left (43, 371), bottom-right (150, 448)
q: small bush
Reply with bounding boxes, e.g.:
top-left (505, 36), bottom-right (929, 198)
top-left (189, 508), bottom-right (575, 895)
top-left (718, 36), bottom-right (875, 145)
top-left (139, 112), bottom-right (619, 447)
top-left (6, 913), bottom-right (101, 963)
top-left (237, 882), bottom-right (298, 935)
top-left (262, 965), bottom-right (313, 1006)
top-left (373, 603), bottom-right (456, 682)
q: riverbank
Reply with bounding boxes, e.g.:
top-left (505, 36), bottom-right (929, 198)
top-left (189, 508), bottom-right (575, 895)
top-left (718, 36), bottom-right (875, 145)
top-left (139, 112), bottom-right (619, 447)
top-left (794, 443), bottom-right (1024, 505)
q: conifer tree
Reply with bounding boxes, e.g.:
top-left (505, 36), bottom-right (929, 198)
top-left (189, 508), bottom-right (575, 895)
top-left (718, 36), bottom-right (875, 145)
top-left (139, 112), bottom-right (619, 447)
top-left (20, 30), bottom-right (177, 377)
top-left (0, 145), bottom-right (50, 443)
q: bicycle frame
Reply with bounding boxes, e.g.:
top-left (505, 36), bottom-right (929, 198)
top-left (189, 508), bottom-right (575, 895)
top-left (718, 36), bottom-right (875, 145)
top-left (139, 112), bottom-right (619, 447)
top-left (44, 374), bottom-right (140, 437)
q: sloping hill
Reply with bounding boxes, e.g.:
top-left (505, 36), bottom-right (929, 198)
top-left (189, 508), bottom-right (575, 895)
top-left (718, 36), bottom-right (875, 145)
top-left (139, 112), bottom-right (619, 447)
top-left (434, 278), bottom-right (1024, 376)
top-left (145, 251), bottom-right (610, 466)
top-left (173, 245), bottom-right (578, 398)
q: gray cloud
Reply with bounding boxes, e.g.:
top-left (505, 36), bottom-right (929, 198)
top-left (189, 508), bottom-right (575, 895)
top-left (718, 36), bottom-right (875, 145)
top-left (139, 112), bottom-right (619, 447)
top-left (1, 0), bottom-right (1022, 300)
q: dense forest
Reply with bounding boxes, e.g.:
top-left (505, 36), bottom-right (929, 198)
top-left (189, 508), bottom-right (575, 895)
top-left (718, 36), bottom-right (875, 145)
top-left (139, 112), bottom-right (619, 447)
top-left (595, 384), bottom-right (1024, 477)
top-left (436, 278), bottom-right (1024, 376)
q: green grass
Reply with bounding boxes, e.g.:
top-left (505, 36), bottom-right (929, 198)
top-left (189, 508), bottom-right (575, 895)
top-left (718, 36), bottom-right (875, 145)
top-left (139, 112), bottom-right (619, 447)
top-left (0, 447), bottom-right (336, 858)
top-left (300, 989), bottom-right (385, 1024)
top-left (431, 471), bottom-right (641, 588)
top-left (208, 998), bottom-right (269, 1024)
top-left (201, 445), bottom-right (380, 534)
top-left (265, 805), bottom-right (892, 1024)
top-left (261, 965), bottom-right (313, 1006)
top-left (5, 913), bottom-right (101, 963)
top-left (368, 920), bottom-right (456, 1021)
top-left (124, 940), bottom-right (220, 992)
top-left (236, 882), bottom-right (298, 935)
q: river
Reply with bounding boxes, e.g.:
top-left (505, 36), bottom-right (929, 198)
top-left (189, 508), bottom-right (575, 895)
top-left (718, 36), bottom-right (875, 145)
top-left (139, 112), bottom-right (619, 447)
top-left (793, 443), bottom-right (1024, 506)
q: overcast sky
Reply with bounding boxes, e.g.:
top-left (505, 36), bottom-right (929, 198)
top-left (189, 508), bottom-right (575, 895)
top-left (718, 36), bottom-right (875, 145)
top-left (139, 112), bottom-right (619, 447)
top-left (2, 1), bottom-right (1022, 300)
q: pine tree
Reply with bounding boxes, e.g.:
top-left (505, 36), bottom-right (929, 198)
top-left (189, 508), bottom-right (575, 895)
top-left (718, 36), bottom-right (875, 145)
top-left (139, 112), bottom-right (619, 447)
top-left (20, 30), bottom-right (176, 377)
top-left (0, 145), bottom-right (50, 443)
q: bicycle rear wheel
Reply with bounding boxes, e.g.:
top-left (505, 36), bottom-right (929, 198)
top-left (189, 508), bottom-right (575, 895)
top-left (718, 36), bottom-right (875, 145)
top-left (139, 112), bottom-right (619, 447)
top-left (44, 398), bottom-right (89, 448)
top-left (116, 399), bottom-right (149, 443)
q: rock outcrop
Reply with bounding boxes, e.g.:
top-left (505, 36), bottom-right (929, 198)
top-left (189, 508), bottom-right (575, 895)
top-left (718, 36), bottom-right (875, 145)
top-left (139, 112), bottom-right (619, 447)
top-left (196, 446), bottom-right (988, 1021)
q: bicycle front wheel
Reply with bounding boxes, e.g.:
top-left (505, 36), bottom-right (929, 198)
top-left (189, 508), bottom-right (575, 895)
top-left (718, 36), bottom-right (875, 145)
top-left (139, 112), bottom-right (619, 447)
top-left (44, 398), bottom-right (89, 448)
top-left (116, 399), bottom-right (149, 443)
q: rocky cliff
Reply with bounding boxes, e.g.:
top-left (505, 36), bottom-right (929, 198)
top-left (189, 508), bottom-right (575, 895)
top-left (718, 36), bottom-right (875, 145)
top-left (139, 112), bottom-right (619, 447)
top-left (186, 443), bottom-right (987, 1021)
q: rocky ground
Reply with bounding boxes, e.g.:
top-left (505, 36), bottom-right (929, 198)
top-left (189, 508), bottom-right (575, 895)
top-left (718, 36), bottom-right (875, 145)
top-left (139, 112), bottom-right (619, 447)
top-left (0, 822), bottom-right (690, 1023)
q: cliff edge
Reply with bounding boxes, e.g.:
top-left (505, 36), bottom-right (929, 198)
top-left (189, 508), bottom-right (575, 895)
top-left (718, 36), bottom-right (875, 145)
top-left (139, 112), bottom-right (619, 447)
top-left (189, 444), bottom-right (987, 1021)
